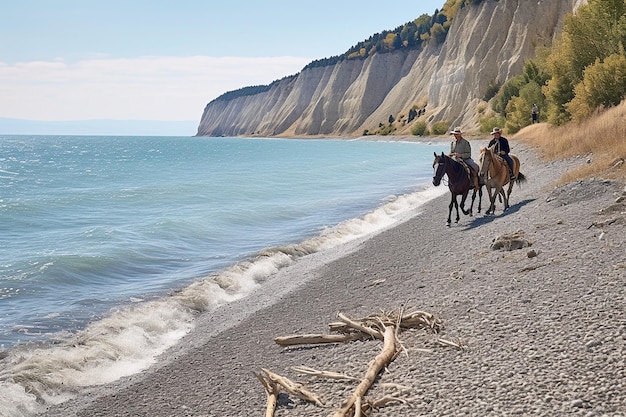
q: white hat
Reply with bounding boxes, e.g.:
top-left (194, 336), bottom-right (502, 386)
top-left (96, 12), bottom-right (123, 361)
top-left (490, 127), bottom-right (502, 135)
top-left (450, 127), bottom-right (462, 135)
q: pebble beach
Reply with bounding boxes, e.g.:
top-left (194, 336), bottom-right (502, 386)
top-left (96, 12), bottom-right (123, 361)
top-left (44, 142), bottom-right (626, 417)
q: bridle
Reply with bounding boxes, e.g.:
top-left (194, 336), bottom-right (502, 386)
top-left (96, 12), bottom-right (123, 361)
top-left (479, 150), bottom-right (491, 179)
top-left (480, 147), bottom-right (503, 180)
top-left (433, 154), bottom-right (464, 187)
top-left (433, 155), bottom-right (447, 186)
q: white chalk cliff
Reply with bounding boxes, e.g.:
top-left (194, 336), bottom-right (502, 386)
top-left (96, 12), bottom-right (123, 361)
top-left (197, 0), bottom-right (584, 137)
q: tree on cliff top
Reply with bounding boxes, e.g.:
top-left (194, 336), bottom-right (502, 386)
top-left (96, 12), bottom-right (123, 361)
top-left (307, 1), bottom-right (477, 69)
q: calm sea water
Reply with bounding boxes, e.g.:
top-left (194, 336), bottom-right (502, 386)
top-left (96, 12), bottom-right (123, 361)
top-left (0, 135), bottom-right (447, 416)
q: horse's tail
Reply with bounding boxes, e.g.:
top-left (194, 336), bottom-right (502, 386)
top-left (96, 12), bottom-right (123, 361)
top-left (516, 172), bottom-right (527, 185)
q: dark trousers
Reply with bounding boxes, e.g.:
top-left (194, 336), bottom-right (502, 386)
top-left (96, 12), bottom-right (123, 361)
top-left (502, 154), bottom-right (514, 173)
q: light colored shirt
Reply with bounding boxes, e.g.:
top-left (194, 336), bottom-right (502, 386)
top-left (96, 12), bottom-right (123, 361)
top-left (450, 137), bottom-right (472, 160)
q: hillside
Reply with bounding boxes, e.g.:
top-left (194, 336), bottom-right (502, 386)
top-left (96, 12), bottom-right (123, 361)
top-left (196, 0), bottom-right (584, 138)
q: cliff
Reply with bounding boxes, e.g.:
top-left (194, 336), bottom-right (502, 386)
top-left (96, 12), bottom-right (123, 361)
top-left (197, 0), bottom-right (584, 137)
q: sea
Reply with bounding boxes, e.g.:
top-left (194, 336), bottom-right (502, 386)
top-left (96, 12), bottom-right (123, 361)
top-left (0, 134), bottom-right (448, 416)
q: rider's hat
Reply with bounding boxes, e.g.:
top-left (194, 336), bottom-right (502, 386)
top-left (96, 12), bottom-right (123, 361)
top-left (449, 127), bottom-right (462, 135)
top-left (490, 127), bottom-right (502, 135)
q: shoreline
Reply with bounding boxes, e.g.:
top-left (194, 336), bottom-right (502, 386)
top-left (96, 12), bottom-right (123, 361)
top-left (44, 142), bottom-right (626, 416)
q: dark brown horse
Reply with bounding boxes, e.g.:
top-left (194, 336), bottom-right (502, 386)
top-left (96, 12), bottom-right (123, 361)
top-left (432, 152), bottom-right (482, 226)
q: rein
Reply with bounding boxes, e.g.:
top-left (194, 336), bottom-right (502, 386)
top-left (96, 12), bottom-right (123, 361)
top-left (481, 148), bottom-right (502, 179)
top-left (434, 155), bottom-right (465, 187)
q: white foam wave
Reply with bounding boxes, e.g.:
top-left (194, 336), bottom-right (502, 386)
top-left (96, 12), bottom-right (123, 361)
top-left (0, 185), bottom-right (446, 417)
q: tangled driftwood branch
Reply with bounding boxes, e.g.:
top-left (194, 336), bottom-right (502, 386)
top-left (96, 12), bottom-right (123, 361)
top-left (254, 368), bottom-right (324, 410)
top-left (254, 371), bottom-right (279, 417)
top-left (332, 325), bottom-right (396, 417)
top-left (259, 308), bottom-right (446, 416)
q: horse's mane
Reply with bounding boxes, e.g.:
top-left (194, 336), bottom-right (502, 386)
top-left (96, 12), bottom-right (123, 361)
top-left (436, 152), bottom-right (466, 175)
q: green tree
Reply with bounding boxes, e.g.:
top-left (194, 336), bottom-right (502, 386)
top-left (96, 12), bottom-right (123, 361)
top-left (479, 114), bottom-right (506, 134)
top-left (543, 38), bottom-right (577, 124)
top-left (563, 0), bottom-right (625, 77)
top-left (568, 0), bottom-right (625, 73)
top-left (400, 23), bottom-right (417, 47)
top-left (483, 80), bottom-right (501, 102)
top-left (567, 52), bottom-right (626, 120)
top-left (542, 0), bottom-right (626, 123)
top-left (522, 60), bottom-right (550, 87)
top-left (492, 75), bottom-right (526, 115)
top-left (430, 23), bottom-right (447, 44)
top-left (504, 81), bottom-right (545, 132)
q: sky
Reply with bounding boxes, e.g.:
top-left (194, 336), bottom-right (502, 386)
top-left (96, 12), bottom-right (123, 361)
top-left (0, 1), bottom-right (444, 133)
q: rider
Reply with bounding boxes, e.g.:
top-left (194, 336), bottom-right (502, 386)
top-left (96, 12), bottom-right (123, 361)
top-left (449, 127), bottom-right (480, 190)
top-left (488, 127), bottom-right (515, 180)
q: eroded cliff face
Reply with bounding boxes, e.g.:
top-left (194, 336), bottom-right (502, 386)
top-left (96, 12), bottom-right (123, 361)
top-left (197, 0), bottom-right (583, 137)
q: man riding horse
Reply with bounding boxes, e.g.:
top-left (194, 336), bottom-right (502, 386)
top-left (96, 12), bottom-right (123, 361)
top-left (487, 127), bottom-right (515, 180)
top-left (449, 127), bottom-right (480, 190)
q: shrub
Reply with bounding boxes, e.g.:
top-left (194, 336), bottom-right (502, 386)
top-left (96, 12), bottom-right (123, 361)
top-left (504, 81), bottom-right (546, 131)
top-left (411, 120), bottom-right (429, 136)
top-left (479, 114), bottom-right (506, 135)
top-left (483, 80), bottom-right (501, 102)
top-left (492, 75), bottom-right (526, 115)
top-left (505, 96), bottom-right (528, 134)
top-left (430, 121), bottom-right (449, 135)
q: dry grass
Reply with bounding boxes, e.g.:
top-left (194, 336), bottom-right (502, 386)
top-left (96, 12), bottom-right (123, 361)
top-left (513, 101), bottom-right (626, 185)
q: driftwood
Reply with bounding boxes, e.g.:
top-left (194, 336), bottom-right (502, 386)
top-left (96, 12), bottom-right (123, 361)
top-left (438, 337), bottom-right (464, 349)
top-left (291, 366), bottom-right (357, 381)
top-left (332, 325), bottom-right (397, 417)
top-left (254, 371), bottom-right (279, 417)
top-left (262, 308), bottom-right (446, 416)
top-left (283, 310), bottom-right (442, 346)
top-left (337, 312), bottom-right (384, 340)
top-left (275, 333), bottom-right (363, 346)
top-left (400, 310), bottom-right (442, 332)
top-left (260, 368), bottom-right (324, 407)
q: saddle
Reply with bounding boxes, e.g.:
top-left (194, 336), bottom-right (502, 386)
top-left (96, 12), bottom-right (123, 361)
top-left (494, 153), bottom-right (516, 179)
top-left (455, 157), bottom-right (481, 190)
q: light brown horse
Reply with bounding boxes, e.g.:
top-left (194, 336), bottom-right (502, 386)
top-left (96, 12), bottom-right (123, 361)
top-left (478, 146), bottom-right (526, 214)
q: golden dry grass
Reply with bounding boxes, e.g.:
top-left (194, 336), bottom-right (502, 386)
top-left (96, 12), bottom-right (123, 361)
top-left (513, 101), bottom-right (626, 185)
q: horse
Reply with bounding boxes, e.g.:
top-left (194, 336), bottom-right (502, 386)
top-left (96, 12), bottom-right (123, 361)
top-left (478, 146), bottom-right (527, 215)
top-left (432, 152), bottom-right (482, 226)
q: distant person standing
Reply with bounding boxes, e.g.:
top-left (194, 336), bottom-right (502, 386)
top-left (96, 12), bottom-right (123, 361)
top-left (488, 127), bottom-right (515, 180)
top-left (532, 103), bottom-right (539, 124)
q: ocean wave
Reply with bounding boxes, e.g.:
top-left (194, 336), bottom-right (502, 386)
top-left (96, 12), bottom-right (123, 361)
top-left (0, 185), bottom-right (446, 417)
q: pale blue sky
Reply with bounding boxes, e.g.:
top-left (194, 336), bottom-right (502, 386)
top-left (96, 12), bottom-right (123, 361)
top-left (0, 1), bottom-right (444, 123)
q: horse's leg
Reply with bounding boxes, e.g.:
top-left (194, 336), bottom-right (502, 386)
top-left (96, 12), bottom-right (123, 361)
top-left (454, 195), bottom-right (461, 223)
top-left (495, 185), bottom-right (507, 212)
top-left (477, 186), bottom-right (483, 213)
top-left (465, 188), bottom-right (477, 216)
top-left (461, 189), bottom-right (473, 216)
top-left (485, 185), bottom-right (496, 215)
top-left (505, 181), bottom-right (514, 208)
top-left (500, 188), bottom-right (508, 211)
top-left (447, 196), bottom-right (454, 226)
